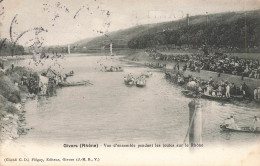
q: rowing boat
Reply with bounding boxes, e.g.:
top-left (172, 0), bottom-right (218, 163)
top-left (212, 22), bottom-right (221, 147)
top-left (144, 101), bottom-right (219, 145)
top-left (104, 66), bottom-right (124, 72)
top-left (136, 80), bottom-right (146, 87)
top-left (106, 69), bottom-right (124, 72)
top-left (65, 73), bottom-right (74, 77)
top-left (124, 80), bottom-right (135, 86)
top-left (220, 125), bottom-right (260, 133)
top-left (58, 81), bottom-right (91, 87)
top-left (65, 71), bottom-right (74, 77)
top-left (181, 90), bottom-right (200, 98)
top-left (201, 94), bottom-right (231, 102)
top-left (141, 72), bottom-right (152, 78)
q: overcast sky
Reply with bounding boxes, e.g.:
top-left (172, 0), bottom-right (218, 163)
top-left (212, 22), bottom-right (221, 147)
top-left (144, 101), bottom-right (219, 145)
top-left (0, 0), bottom-right (259, 46)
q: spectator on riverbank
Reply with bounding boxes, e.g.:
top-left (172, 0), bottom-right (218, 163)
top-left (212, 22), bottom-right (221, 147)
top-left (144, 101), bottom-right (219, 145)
top-left (11, 63), bottom-right (14, 71)
top-left (254, 88), bottom-right (258, 100)
top-left (241, 82), bottom-right (249, 99)
top-left (226, 83), bottom-right (231, 98)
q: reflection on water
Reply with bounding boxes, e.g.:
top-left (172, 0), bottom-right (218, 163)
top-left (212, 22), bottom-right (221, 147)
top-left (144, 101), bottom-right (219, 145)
top-left (16, 55), bottom-right (260, 146)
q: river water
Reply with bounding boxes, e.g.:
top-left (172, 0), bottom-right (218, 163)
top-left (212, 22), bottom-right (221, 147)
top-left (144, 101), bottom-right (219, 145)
top-left (12, 54), bottom-right (260, 147)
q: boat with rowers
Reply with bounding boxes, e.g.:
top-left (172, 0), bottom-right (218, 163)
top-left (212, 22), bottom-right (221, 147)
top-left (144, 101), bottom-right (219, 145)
top-left (220, 125), bottom-right (260, 133)
top-left (181, 90), bottom-right (200, 98)
top-left (136, 76), bottom-right (146, 87)
top-left (124, 75), bottom-right (135, 87)
top-left (104, 66), bottom-right (123, 72)
top-left (124, 79), bottom-right (135, 86)
top-left (65, 70), bottom-right (74, 77)
top-left (141, 71), bottom-right (152, 78)
top-left (58, 80), bottom-right (91, 87)
top-left (200, 93), bottom-right (231, 102)
top-left (220, 116), bottom-right (260, 133)
top-left (182, 90), bottom-right (231, 102)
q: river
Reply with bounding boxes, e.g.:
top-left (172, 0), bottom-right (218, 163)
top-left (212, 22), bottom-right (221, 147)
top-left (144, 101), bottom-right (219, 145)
top-left (10, 54), bottom-right (260, 148)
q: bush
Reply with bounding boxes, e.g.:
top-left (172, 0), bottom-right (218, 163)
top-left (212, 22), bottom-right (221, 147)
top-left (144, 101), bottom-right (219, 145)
top-left (0, 76), bottom-right (21, 103)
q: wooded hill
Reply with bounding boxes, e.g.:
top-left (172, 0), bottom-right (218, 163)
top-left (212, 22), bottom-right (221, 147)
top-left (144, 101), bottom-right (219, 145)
top-left (0, 38), bottom-right (26, 56)
top-left (128, 10), bottom-right (260, 50)
top-left (73, 9), bottom-right (259, 52)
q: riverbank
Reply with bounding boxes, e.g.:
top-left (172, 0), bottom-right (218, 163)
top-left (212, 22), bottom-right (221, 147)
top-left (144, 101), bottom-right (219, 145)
top-left (120, 49), bottom-right (260, 101)
top-left (0, 67), bottom-right (37, 142)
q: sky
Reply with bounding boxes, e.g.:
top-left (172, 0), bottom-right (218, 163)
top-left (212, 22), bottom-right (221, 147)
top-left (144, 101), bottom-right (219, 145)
top-left (0, 0), bottom-right (259, 46)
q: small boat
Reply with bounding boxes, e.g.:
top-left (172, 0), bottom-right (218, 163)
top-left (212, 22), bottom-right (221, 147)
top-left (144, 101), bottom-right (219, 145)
top-left (220, 125), bottom-right (260, 133)
top-left (141, 71), bottom-right (152, 78)
top-left (201, 94), bottom-right (231, 102)
top-left (104, 66), bottom-right (123, 72)
top-left (58, 80), bottom-right (91, 87)
top-left (124, 75), bottom-right (135, 86)
top-left (232, 95), bottom-right (244, 101)
top-left (124, 80), bottom-right (135, 86)
top-left (136, 79), bottom-right (146, 87)
top-left (65, 72), bottom-right (74, 77)
top-left (181, 90), bottom-right (200, 98)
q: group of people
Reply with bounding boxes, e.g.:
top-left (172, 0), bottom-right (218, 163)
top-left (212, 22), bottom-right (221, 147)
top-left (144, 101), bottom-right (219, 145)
top-left (191, 76), bottom-right (249, 98)
top-left (18, 73), bottom-right (40, 94)
top-left (146, 49), bottom-right (260, 79)
top-left (166, 71), bottom-right (254, 99)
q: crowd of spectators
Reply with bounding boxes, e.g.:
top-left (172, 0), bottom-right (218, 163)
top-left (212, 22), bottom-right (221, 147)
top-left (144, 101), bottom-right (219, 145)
top-left (145, 49), bottom-right (260, 79)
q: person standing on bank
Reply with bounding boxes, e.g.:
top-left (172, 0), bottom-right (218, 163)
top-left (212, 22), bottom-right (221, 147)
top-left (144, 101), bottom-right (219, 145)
top-left (226, 83), bottom-right (230, 98)
top-left (254, 88), bottom-right (258, 100)
top-left (11, 62), bottom-right (14, 71)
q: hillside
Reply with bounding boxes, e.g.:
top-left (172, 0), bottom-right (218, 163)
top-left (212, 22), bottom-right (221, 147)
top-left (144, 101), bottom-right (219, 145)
top-left (72, 9), bottom-right (260, 52)
top-left (128, 10), bottom-right (260, 51)
top-left (0, 38), bottom-right (26, 56)
top-left (73, 24), bottom-right (160, 50)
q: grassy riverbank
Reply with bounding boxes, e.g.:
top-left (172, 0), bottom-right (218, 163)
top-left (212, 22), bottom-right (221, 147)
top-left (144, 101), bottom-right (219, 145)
top-left (0, 67), bottom-right (37, 141)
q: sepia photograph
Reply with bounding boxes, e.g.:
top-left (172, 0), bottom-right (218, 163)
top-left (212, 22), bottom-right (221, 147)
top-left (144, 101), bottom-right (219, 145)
top-left (0, 0), bottom-right (260, 165)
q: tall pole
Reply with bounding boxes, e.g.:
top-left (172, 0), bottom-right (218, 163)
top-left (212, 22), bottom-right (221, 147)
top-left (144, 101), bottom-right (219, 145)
top-left (187, 14), bottom-right (189, 48)
top-left (244, 12), bottom-right (247, 63)
top-left (206, 12), bottom-right (208, 26)
top-left (188, 99), bottom-right (202, 152)
top-left (187, 14), bottom-right (190, 27)
top-left (110, 43), bottom-right (113, 56)
top-left (68, 44), bottom-right (70, 55)
top-left (205, 12), bottom-right (209, 54)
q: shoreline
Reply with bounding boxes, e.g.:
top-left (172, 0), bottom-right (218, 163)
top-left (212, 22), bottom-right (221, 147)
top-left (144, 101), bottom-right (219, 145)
top-left (119, 49), bottom-right (260, 93)
top-left (119, 49), bottom-right (260, 107)
top-left (0, 67), bottom-right (36, 142)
